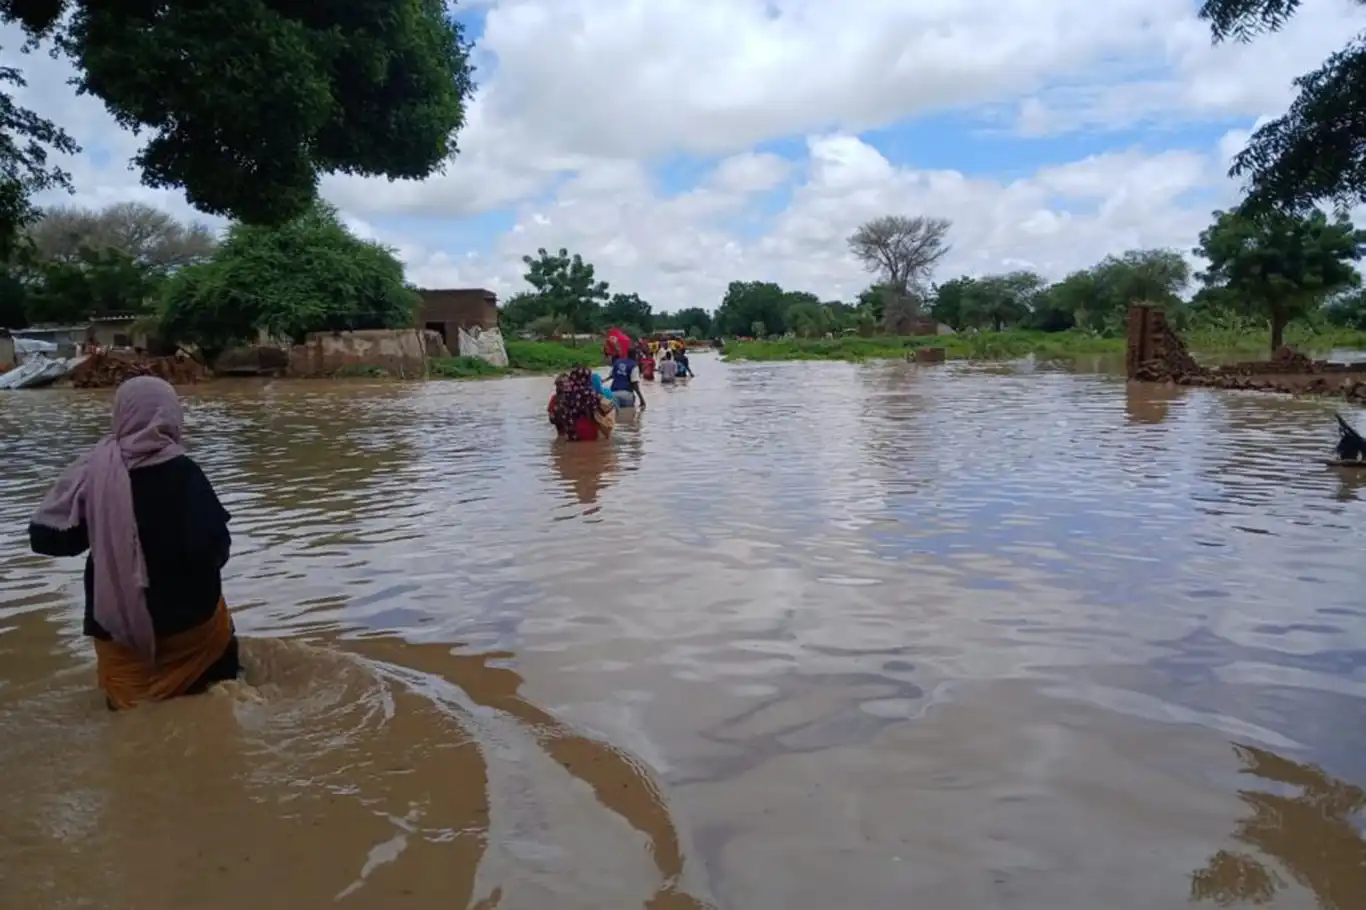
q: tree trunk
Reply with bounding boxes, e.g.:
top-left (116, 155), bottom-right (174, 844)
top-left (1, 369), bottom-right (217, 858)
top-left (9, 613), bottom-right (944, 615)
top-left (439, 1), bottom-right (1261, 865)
top-left (1270, 307), bottom-right (1286, 354)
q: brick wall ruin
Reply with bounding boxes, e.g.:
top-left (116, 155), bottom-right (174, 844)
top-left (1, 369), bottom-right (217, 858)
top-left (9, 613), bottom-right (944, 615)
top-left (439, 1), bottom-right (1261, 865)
top-left (1126, 305), bottom-right (1202, 382)
top-left (1126, 304), bottom-right (1366, 401)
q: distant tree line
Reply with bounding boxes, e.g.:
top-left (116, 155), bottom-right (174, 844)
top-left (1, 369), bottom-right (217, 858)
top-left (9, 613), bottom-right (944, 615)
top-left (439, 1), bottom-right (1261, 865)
top-left (498, 247), bottom-right (713, 341)
top-left (501, 206), bottom-right (1366, 356)
top-left (1, 200), bottom-right (420, 363)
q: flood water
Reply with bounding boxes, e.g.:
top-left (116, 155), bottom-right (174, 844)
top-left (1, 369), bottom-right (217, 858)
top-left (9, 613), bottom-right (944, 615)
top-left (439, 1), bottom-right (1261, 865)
top-left (3, 354), bottom-right (1366, 909)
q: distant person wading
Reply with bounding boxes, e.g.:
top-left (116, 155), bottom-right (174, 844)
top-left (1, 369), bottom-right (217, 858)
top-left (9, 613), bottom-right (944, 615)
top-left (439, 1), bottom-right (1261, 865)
top-left (28, 377), bottom-right (240, 711)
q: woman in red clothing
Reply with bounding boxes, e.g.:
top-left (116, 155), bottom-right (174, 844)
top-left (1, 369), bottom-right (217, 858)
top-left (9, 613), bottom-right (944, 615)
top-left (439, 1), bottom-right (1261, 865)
top-left (548, 368), bottom-right (610, 441)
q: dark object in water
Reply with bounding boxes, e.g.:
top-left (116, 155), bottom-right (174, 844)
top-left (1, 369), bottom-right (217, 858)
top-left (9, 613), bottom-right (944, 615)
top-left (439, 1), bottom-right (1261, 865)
top-left (1334, 412), bottom-right (1366, 461)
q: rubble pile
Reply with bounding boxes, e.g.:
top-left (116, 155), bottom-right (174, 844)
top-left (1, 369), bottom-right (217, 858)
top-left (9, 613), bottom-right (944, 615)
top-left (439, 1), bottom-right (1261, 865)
top-left (68, 353), bottom-right (205, 389)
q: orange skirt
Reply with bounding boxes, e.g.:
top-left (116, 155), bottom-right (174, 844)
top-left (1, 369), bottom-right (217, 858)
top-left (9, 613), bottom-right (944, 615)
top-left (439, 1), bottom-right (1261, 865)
top-left (93, 598), bottom-right (234, 710)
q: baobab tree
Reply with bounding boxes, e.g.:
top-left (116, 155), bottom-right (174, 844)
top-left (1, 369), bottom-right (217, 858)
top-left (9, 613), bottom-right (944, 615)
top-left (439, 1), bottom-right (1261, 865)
top-left (848, 215), bottom-right (952, 292)
top-left (848, 215), bottom-right (951, 330)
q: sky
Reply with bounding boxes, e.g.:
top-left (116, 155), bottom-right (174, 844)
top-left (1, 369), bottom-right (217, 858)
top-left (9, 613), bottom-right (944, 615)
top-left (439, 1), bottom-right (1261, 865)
top-left (8, 0), bottom-right (1366, 312)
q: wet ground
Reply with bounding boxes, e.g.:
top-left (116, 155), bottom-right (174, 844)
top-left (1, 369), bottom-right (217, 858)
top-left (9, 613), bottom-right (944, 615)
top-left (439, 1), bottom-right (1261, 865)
top-left (2, 353), bottom-right (1365, 909)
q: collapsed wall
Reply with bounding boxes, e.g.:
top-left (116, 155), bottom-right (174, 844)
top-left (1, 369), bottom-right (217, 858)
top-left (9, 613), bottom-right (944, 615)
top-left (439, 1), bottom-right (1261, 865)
top-left (1125, 304), bottom-right (1366, 400)
top-left (68, 352), bottom-right (205, 388)
top-left (1127, 305), bottom-right (1204, 382)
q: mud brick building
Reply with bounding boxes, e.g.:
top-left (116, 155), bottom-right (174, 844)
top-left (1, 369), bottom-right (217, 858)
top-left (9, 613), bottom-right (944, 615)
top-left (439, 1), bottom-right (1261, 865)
top-left (416, 289), bottom-right (499, 347)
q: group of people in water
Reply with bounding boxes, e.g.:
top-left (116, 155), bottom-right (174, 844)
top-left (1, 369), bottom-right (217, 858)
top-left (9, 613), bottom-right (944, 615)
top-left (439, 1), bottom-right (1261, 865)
top-left (547, 333), bottom-right (694, 442)
top-left (18, 335), bottom-right (696, 714)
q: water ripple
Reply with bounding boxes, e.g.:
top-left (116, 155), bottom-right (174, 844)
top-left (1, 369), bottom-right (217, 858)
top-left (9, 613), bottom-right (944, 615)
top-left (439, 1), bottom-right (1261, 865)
top-left (4, 355), bottom-right (1366, 908)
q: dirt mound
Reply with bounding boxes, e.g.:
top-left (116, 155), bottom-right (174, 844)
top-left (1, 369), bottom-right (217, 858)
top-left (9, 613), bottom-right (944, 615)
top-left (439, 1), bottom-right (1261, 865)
top-left (68, 352), bottom-right (205, 389)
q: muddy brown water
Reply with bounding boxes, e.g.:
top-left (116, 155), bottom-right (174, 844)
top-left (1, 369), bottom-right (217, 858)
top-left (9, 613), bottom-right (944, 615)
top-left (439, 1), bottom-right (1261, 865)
top-left (3, 354), bottom-right (1366, 909)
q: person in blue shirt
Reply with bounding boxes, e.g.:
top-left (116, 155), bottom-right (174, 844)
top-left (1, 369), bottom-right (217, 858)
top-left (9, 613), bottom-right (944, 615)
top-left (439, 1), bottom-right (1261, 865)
top-left (609, 352), bottom-right (646, 409)
top-left (675, 349), bottom-right (693, 378)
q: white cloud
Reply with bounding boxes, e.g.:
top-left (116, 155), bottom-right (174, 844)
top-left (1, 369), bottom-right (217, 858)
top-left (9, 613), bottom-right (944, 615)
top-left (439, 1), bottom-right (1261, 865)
top-left (7, 0), bottom-right (1366, 311)
top-left (398, 133), bottom-right (1232, 307)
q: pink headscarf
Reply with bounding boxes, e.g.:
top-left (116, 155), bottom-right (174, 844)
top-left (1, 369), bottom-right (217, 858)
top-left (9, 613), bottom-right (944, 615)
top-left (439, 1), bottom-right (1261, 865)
top-left (32, 376), bottom-right (187, 660)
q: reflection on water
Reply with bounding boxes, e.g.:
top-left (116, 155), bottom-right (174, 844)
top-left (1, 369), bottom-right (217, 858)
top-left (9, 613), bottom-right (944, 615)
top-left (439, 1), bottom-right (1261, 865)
top-left (1192, 745), bottom-right (1366, 909)
top-left (1125, 379), bottom-right (1191, 426)
top-left (3, 358), bottom-right (1366, 908)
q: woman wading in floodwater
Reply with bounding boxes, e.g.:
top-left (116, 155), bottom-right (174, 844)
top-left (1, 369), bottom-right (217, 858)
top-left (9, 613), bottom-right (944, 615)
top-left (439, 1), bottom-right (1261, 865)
top-left (29, 376), bottom-right (240, 710)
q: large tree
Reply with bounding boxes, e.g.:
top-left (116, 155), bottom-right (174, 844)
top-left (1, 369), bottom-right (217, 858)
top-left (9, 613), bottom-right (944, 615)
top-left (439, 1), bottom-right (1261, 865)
top-left (26, 246), bottom-right (165, 324)
top-left (602, 291), bottom-right (653, 333)
top-left (847, 215), bottom-right (951, 305)
top-left (1199, 0), bottom-right (1366, 213)
top-left (929, 277), bottom-right (973, 331)
top-left (714, 280), bottom-right (801, 337)
top-left (671, 306), bottom-right (713, 338)
top-left (1046, 248), bottom-right (1190, 333)
top-left (158, 202), bottom-right (419, 361)
top-left (520, 247), bottom-right (610, 335)
top-left (784, 294), bottom-right (829, 338)
top-left (498, 290), bottom-right (554, 331)
top-left (1, 1), bottom-right (474, 252)
top-left (962, 271), bottom-right (1045, 332)
top-left (27, 202), bottom-right (216, 267)
top-left (1196, 208), bottom-right (1366, 351)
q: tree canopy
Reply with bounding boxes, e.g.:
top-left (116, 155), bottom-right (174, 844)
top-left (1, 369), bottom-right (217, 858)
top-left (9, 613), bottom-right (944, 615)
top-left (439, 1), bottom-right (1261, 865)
top-left (661, 306), bottom-right (713, 338)
top-left (0, 0), bottom-right (474, 254)
top-left (520, 247), bottom-right (611, 334)
top-left (27, 201), bottom-right (216, 268)
top-left (714, 281), bottom-right (807, 337)
top-left (1195, 208), bottom-right (1365, 351)
top-left (931, 271), bottom-right (1045, 332)
top-left (1199, 0), bottom-right (1366, 213)
top-left (602, 291), bottom-right (653, 334)
top-left (847, 215), bottom-right (951, 299)
top-left (1039, 249), bottom-right (1191, 334)
top-left (157, 202), bottom-right (419, 361)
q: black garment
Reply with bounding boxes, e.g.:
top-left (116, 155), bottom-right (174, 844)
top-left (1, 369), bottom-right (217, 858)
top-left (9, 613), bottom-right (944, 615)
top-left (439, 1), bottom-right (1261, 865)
top-left (29, 455), bottom-right (233, 641)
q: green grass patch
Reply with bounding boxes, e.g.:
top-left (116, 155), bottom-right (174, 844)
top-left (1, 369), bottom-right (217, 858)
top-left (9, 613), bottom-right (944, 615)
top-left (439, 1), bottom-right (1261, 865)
top-left (427, 356), bottom-right (508, 379)
top-left (1182, 323), bottom-right (1366, 357)
top-left (425, 340), bottom-right (601, 380)
top-left (504, 339), bottom-right (599, 373)
top-left (722, 330), bottom-right (1123, 363)
top-left (722, 324), bottom-right (1366, 365)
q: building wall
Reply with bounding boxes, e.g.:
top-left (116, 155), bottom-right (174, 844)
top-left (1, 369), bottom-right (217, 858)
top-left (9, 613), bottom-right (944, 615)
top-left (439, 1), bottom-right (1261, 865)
top-left (416, 289), bottom-right (499, 346)
top-left (287, 328), bottom-right (438, 378)
top-left (214, 345), bottom-right (292, 375)
top-left (89, 322), bottom-right (149, 350)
